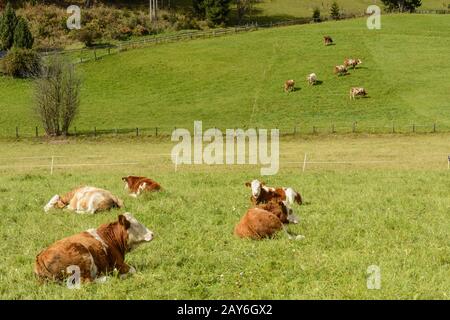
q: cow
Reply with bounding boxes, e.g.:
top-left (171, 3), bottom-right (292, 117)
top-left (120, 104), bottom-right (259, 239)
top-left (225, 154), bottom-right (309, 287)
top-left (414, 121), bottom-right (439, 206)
top-left (324, 36), bottom-right (333, 46)
top-left (334, 65), bottom-right (348, 76)
top-left (122, 176), bottom-right (162, 198)
top-left (234, 200), bottom-right (303, 240)
top-left (344, 58), bottom-right (362, 69)
top-left (350, 87), bottom-right (367, 100)
top-left (307, 73), bottom-right (317, 85)
top-left (34, 213), bottom-right (154, 283)
top-left (245, 180), bottom-right (302, 209)
top-left (44, 186), bottom-right (124, 214)
top-left (284, 79), bottom-right (295, 93)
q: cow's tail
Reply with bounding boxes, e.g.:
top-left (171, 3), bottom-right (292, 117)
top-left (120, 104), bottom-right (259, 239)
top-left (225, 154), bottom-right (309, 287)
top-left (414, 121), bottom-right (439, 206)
top-left (294, 192), bottom-right (303, 205)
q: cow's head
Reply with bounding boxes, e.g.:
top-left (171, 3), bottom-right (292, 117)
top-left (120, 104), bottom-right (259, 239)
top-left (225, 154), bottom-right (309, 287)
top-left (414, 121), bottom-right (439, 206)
top-left (118, 213), bottom-right (153, 252)
top-left (44, 195), bottom-right (66, 212)
top-left (245, 180), bottom-right (265, 198)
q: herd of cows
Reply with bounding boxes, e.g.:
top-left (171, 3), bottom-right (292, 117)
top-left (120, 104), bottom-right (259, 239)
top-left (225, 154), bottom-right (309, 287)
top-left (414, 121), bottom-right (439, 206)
top-left (284, 36), bottom-right (367, 100)
top-left (35, 176), bottom-right (303, 284)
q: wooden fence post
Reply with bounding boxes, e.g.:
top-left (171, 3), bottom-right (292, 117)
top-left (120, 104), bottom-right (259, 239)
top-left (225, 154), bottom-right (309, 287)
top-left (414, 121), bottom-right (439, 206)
top-left (94, 127), bottom-right (97, 137)
top-left (74, 126), bottom-right (77, 136)
top-left (412, 123), bottom-right (415, 133)
top-left (16, 126), bottom-right (19, 138)
top-left (392, 123), bottom-right (395, 133)
top-left (155, 127), bottom-right (158, 137)
top-left (35, 126), bottom-right (38, 137)
top-left (352, 122), bottom-right (357, 133)
top-left (332, 123), bottom-right (335, 134)
top-left (293, 126), bottom-right (297, 136)
top-left (433, 123), bottom-right (436, 133)
top-left (136, 127), bottom-right (139, 136)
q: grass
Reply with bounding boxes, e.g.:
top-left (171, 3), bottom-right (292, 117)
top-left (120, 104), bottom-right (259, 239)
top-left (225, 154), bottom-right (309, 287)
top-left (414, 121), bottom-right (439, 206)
top-left (1, 15), bottom-right (450, 137)
top-left (0, 134), bottom-right (449, 299)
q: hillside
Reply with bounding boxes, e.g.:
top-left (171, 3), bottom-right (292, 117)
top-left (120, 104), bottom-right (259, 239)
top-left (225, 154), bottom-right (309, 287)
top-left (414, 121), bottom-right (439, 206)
top-left (0, 14), bottom-right (450, 136)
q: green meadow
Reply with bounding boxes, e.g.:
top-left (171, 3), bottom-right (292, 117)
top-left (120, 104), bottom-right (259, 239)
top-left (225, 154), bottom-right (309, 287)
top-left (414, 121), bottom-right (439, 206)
top-left (0, 135), bottom-right (449, 299)
top-left (1, 15), bottom-right (450, 137)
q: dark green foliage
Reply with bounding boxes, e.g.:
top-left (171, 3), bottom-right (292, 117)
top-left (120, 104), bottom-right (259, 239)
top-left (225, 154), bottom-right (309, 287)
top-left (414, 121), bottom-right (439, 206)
top-left (381, 0), bottom-right (422, 12)
top-left (0, 2), bottom-right (18, 50)
top-left (193, 0), bottom-right (231, 25)
top-left (13, 17), bottom-right (34, 49)
top-left (312, 7), bottom-right (321, 22)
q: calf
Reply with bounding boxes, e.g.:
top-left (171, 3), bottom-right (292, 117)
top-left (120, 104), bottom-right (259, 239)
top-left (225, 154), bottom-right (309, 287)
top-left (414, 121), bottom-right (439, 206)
top-left (344, 58), bottom-right (362, 69)
top-left (307, 73), bottom-right (317, 85)
top-left (350, 87), bottom-right (367, 99)
top-left (324, 36), bottom-right (333, 46)
top-left (44, 186), bottom-right (123, 214)
top-left (245, 179), bottom-right (303, 207)
top-left (284, 79), bottom-right (295, 93)
top-left (122, 176), bottom-right (162, 198)
top-left (34, 213), bottom-right (153, 283)
top-left (334, 65), bottom-right (348, 76)
top-left (234, 200), bottom-right (302, 240)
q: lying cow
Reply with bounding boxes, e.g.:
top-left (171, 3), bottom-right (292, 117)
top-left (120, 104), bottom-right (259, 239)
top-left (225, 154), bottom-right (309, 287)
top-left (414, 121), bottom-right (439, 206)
top-left (284, 79), bottom-right (295, 93)
top-left (324, 36), bottom-right (333, 46)
top-left (245, 179), bottom-right (303, 208)
top-left (44, 186), bottom-right (124, 214)
top-left (306, 73), bottom-right (317, 85)
top-left (344, 58), bottom-right (362, 69)
top-left (350, 87), bottom-right (367, 100)
top-left (34, 213), bottom-right (153, 283)
top-left (334, 65), bottom-right (348, 76)
top-left (122, 176), bottom-right (162, 198)
top-left (234, 200), bottom-right (303, 240)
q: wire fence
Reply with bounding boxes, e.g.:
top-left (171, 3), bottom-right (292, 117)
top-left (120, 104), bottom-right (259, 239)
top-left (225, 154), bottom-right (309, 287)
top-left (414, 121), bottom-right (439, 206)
top-left (4, 121), bottom-right (450, 139)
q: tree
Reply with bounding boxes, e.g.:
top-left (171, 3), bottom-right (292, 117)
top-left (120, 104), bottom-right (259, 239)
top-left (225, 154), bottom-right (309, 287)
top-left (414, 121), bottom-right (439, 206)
top-left (381, 0), bottom-right (422, 12)
top-left (1, 47), bottom-right (40, 78)
top-left (13, 17), bottom-right (34, 49)
top-left (0, 2), bottom-right (18, 50)
top-left (312, 7), bottom-right (321, 22)
top-left (330, 1), bottom-right (340, 20)
top-left (193, 0), bottom-right (231, 25)
top-left (236, 0), bottom-right (257, 23)
top-left (34, 56), bottom-right (81, 136)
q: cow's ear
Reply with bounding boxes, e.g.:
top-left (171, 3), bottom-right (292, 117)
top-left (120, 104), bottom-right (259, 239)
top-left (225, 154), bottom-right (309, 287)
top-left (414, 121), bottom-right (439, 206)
top-left (118, 215), bottom-right (131, 229)
top-left (245, 182), bottom-right (251, 187)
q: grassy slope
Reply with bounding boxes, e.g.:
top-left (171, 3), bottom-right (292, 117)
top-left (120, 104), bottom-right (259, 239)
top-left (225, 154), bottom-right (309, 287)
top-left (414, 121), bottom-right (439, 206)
top-left (1, 15), bottom-right (450, 137)
top-left (0, 134), bottom-right (449, 299)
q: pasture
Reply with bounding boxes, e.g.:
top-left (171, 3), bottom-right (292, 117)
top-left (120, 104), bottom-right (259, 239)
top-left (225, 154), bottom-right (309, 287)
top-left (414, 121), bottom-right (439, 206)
top-left (0, 134), bottom-right (449, 299)
top-left (1, 15), bottom-right (450, 137)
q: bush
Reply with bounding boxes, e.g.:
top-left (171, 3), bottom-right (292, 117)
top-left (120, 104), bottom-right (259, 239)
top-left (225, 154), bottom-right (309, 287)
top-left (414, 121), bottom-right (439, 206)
top-left (1, 48), bottom-right (41, 78)
top-left (13, 16), bottom-right (34, 49)
top-left (133, 25), bottom-right (149, 36)
top-left (0, 2), bottom-right (18, 50)
top-left (76, 24), bottom-right (100, 47)
top-left (312, 8), bottom-right (321, 22)
top-left (34, 55), bottom-right (81, 136)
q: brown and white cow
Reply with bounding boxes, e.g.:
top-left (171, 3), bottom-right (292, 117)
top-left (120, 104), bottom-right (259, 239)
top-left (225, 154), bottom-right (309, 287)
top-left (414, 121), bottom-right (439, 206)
top-left (284, 79), bottom-right (295, 93)
top-left (334, 65), bottom-right (348, 76)
top-left (307, 73), bottom-right (317, 85)
top-left (122, 176), bottom-right (162, 198)
top-left (344, 58), bottom-right (362, 69)
top-left (234, 200), bottom-right (303, 240)
top-left (324, 36), bottom-right (333, 46)
top-left (350, 87), bottom-right (367, 100)
top-left (44, 186), bottom-right (124, 214)
top-left (34, 213), bottom-right (153, 283)
top-left (245, 179), bottom-right (303, 207)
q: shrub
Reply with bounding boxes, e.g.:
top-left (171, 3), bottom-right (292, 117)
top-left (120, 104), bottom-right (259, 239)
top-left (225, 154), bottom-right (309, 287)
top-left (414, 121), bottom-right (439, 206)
top-left (1, 47), bottom-right (41, 78)
top-left (0, 2), bottom-right (18, 50)
top-left (133, 25), bottom-right (149, 36)
top-left (13, 16), bottom-right (34, 49)
top-left (34, 55), bottom-right (81, 136)
top-left (312, 8), bottom-right (321, 22)
top-left (76, 24), bottom-right (100, 47)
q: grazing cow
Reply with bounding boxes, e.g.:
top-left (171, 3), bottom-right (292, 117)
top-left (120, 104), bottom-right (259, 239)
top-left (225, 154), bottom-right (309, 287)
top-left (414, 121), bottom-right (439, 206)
top-left (34, 213), bottom-right (153, 283)
top-left (344, 58), bottom-right (362, 69)
top-left (334, 65), bottom-right (348, 76)
top-left (284, 79), bottom-right (295, 93)
top-left (234, 200), bottom-right (303, 240)
top-left (350, 87), bottom-right (367, 100)
top-left (245, 179), bottom-right (303, 209)
top-left (44, 186), bottom-right (124, 214)
top-left (122, 176), bottom-right (162, 198)
top-left (324, 36), bottom-right (333, 46)
top-left (307, 73), bottom-right (317, 85)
